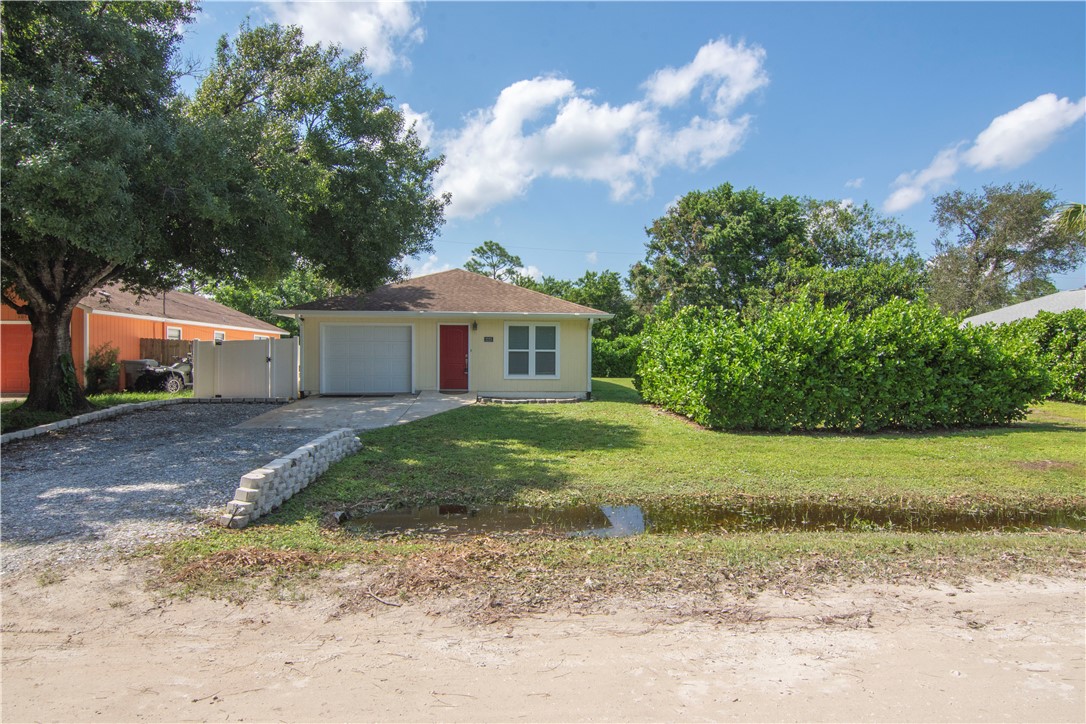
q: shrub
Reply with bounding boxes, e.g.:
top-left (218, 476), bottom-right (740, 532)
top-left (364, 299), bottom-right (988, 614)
top-left (635, 299), bottom-right (1050, 432)
top-left (592, 334), bottom-right (641, 377)
top-left (991, 309), bottom-right (1086, 403)
top-left (84, 343), bottom-right (120, 395)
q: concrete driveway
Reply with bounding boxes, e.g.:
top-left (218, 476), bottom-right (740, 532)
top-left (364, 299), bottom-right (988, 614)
top-left (234, 391), bottom-right (475, 431)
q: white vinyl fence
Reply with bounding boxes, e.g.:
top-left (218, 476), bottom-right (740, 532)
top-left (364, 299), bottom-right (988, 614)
top-left (193, 338), bottom-right (299, 399)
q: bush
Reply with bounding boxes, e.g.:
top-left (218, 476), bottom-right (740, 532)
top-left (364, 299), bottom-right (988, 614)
top-left (635, 299), bottom-right (1050, 432)
top-left (592, 334), bottom-right (641, 377)
top-left (84, 343), bottom-right (120, 395)
top-left (991, 309), bottom-right (1085, 403)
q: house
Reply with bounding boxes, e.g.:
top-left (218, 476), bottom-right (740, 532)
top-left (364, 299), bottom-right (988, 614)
top-left (0, 282), bottom-right (287, 394)
top-left (278, 269), bottom-right (612, 399)
top-left (961, 288), bottom-right (1086, 327)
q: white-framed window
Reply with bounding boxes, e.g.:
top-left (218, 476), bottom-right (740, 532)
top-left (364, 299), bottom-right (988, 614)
top-left (165, 326), bottom-right (182, 340)
top-left (253, 334), bottom-right (270, 340)
top-left (213, 331), bottom-right (226, 342)
top-left (504, 323), bottom-right (559, 378)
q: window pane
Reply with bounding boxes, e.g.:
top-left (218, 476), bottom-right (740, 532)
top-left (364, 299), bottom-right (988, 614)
top-left (508, 351), bottom-right (529, 375)
top-left (535, 351), bottom-right (556, 376)
top-left (508, 326), bottom-right (530, 350)
top-left (535, 325), bottom-right (556, 350)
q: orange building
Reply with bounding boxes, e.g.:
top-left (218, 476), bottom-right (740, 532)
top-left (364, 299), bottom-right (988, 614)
top-left (1, 283), bottom-right (286, 394)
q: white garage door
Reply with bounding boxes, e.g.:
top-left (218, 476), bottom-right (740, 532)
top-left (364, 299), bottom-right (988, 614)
top-left (321, 325), bottom-right (412, 394)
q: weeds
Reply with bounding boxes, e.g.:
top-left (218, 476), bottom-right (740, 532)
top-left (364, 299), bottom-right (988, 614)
top-left (35, 569), bottom-right (65, 587)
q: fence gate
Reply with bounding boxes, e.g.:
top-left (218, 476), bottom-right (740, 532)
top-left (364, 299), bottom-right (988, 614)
top-left (192, 338), bottom-right (299, 399)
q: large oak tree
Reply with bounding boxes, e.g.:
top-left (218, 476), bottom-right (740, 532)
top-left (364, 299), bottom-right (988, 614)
top-left (630, 183), bottom-right (808, 313)
top-left (1, 3), bottom-right (447, 413)
top-left (927, 183), bottom-right (1084, 315)
top-left (629, 185), bottom-right (921, 315)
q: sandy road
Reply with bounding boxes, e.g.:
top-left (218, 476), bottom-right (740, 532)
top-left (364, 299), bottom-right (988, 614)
top-left (2, 562), bottom-right (1083, 723)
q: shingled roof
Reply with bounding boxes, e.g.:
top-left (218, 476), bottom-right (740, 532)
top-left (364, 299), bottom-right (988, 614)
top-left (283, 269), bottom-right (611, 316)
top-left (80, 282), bottom-right (285, 334)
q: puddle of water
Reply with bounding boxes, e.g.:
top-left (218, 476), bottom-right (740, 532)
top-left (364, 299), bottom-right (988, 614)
top-left (345, 502), bottom-right (1086, 538)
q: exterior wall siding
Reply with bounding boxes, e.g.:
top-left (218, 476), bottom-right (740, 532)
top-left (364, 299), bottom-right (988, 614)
top-left (0, 322), bottom-right (32, 393)
top-left (1, 307), bottom-right (285, 394)
top-left (299, 315), bottom-right (591, 396)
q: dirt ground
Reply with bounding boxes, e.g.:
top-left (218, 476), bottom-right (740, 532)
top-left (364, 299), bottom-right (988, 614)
top-left (2, 562), bottom-right (1083, 723)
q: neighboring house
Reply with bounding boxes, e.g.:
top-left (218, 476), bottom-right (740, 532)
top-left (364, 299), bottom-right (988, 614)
top-left (279, 269), bottom-right (612, 399)
top-left (1, 282), bottom-right (287, 394)
top-left (961, 288), bottom-right (1086, 327)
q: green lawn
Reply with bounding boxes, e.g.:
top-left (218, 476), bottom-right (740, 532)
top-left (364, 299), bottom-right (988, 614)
top-left (308, 378), bottom-right (1084, 511)
top-left (0, 389), bottom-right (192, 434)
top-left (158, 379), bottom-right (1085, 599)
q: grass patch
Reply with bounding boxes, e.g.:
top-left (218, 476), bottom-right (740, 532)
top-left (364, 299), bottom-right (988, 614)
top-left (153, 379), bottom-right (1085, 604)
top-left (157, 529), bottom-right (1084, 610)
top-left (302, 378), bottom-right (1084, 511)
top-left (0, 389), bottom-right (192, 434)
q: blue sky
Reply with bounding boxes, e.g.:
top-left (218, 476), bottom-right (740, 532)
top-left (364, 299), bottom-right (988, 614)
top-left (181, 2), bottom-right (1086, 289)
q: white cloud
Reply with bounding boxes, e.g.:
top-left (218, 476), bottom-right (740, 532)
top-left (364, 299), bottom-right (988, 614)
top-left (586, 251), bottom-right (599, 266)
top-left (400, 103), bottom-right (434, 147)
top-left (642, 38), bottom-right (768, 114)
top-left (270, 1), bottom-right (423, 75)
top-left (964, 93), bottom-right (1086, 170)
top-left (884, 93), bottom-right (1086, 213)
top-left (844, 177), bottom-right (864, 189)
top-left (434, 38), bottom-right (768, 218)
top-left (884, 145), bottom-right (963, 213)
top-left (411, 255), bottom-right (451, 277)
top-left (434, 77), bottom-right (576, 218)
top-left (518, 265), bottom-right (543, 281)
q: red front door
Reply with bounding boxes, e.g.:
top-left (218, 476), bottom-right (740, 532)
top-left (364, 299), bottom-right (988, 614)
top-left (439, 325), bottom-right (469, 390)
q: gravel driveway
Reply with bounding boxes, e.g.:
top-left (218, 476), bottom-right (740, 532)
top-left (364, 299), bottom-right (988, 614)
top-left (1, 403), bottom-right (324, 574)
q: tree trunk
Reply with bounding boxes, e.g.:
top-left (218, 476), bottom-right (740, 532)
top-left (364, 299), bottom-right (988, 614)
top-left (22, 299), bottom-right (92, 414)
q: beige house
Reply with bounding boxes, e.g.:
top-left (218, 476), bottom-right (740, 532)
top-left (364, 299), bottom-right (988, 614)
top-left (278, 269), bottom-right (612, 399)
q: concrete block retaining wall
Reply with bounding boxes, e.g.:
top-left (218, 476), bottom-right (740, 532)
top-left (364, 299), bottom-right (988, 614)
top-left (219, 429), bottom-right (362, 529)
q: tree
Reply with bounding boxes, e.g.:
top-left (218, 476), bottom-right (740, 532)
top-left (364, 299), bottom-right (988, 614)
top-left (801, 199), bottom-right (917, 269)
top-left (1055, 203), bottom-right (1086, 237)
top-left (927, 183), bottom-right (1084, 315)
top-left (1, 7), bottom-right (446, 413)
top-left (632, 184), bottom-right (808, 313)
top-left (565, 271), bottom-right (640, 338)
top-left (190, 23), bottom-right (446, 290)
top-left (194, 260), bottom-right (351, 337)
top-left (464, 240), bottom-right (530, 284)
top-left (2, 1), bottom-right (216, 413)
top-left (533, 270), bottom-right (642, 338)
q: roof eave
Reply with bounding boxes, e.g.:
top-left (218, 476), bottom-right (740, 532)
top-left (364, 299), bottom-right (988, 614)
top-left (276, 309), bottom-right (614, 321)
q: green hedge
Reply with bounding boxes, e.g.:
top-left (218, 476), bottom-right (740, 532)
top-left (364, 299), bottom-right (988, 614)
top-left (592, 335), bottom-right (641, 377)
top-left (635, 299), bottom-right (1050, 432)
top-left (991, 309), bottom-right (1085, 403)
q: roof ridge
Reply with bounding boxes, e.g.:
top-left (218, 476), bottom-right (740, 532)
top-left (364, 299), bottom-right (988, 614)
top-left (283, 267), bottom-right (613, 316)
top-left (405, 268), bottom-right (607, 315)
top-left (472, 270), bottom-right (607, 314)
